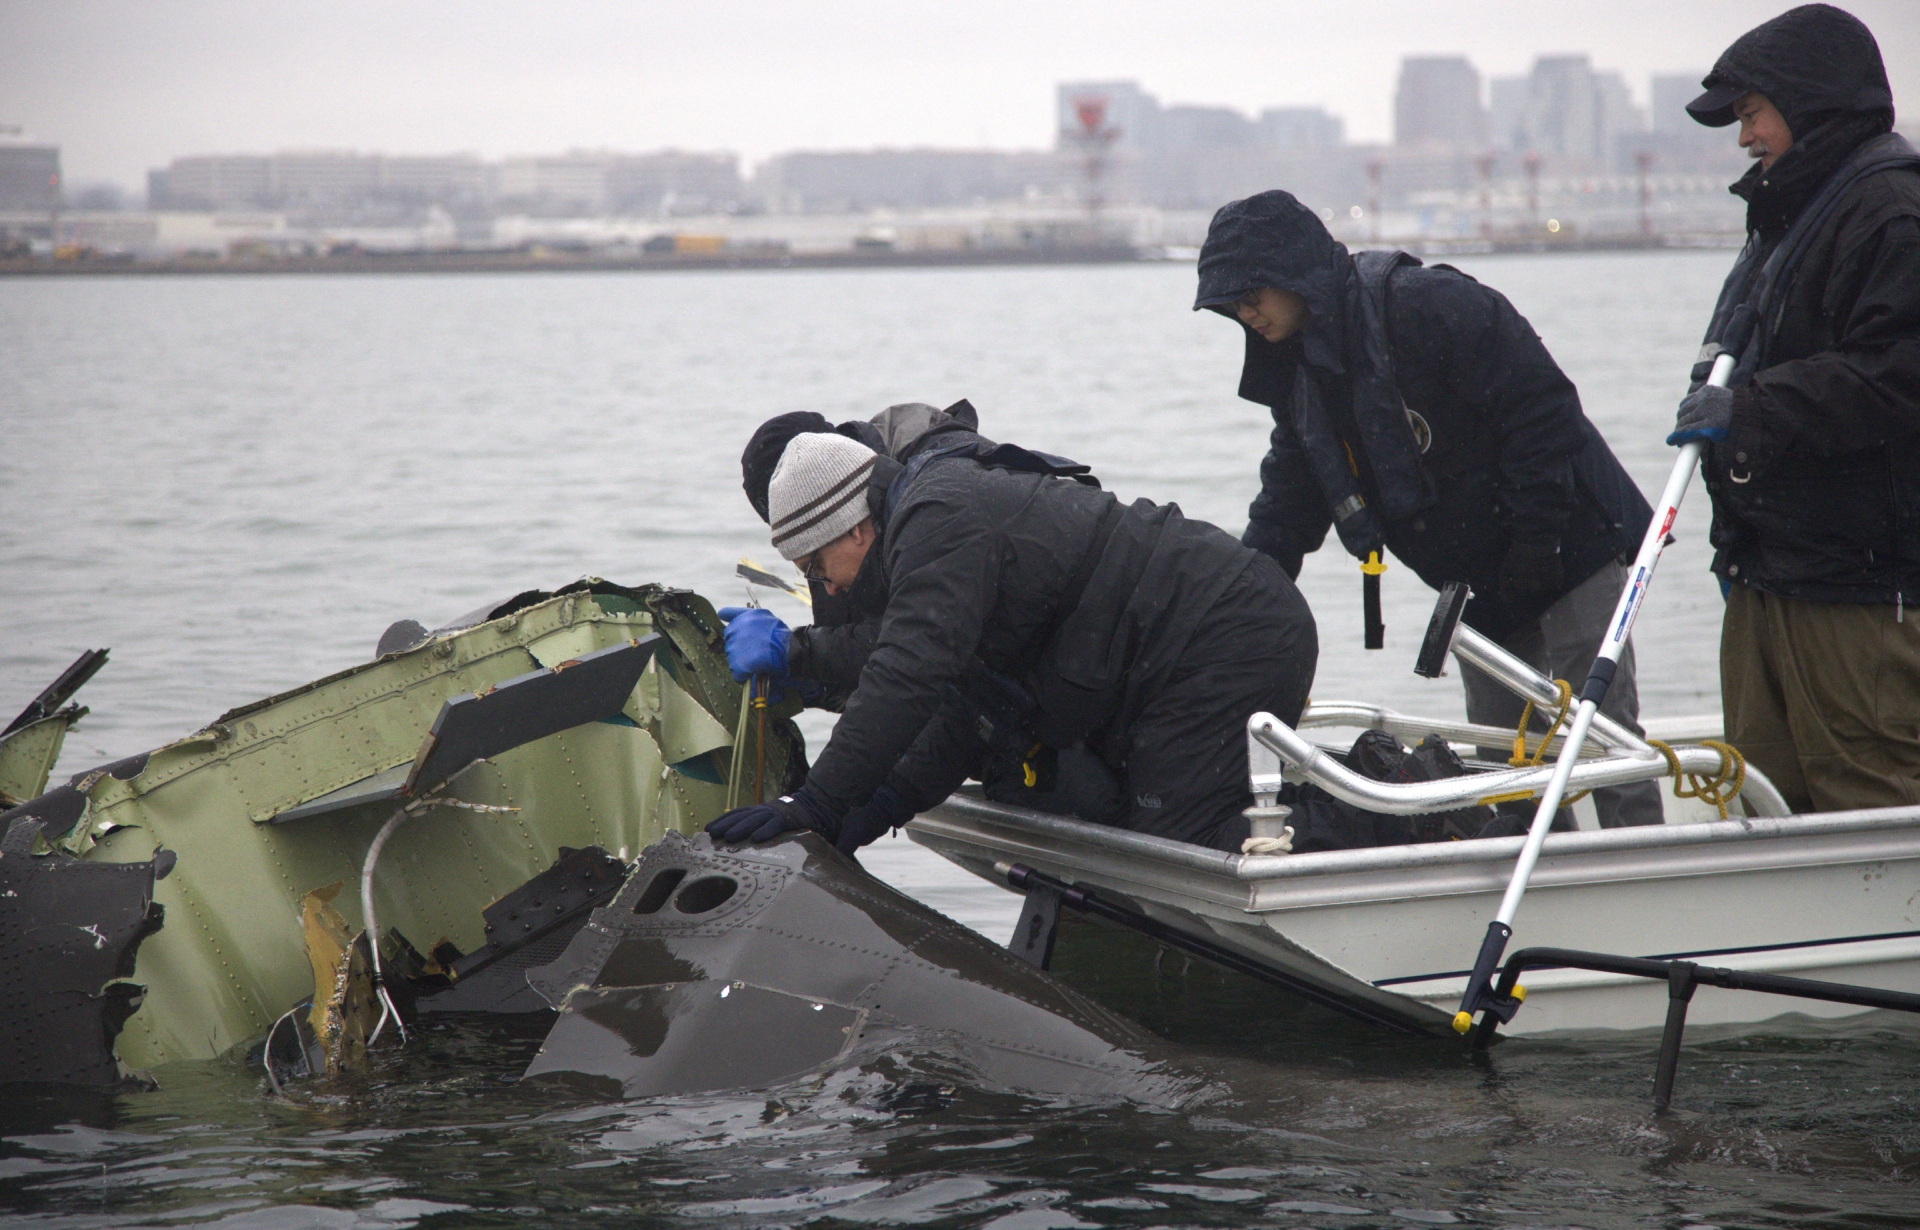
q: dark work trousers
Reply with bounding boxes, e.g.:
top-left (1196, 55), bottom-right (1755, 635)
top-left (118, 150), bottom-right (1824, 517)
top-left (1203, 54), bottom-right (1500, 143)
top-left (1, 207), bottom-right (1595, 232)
top-left (1110, 553), bottom-right (1319, 851)
top-left (1458, 560), bottom-right (1666, 827)
top-left (1722, 584), bottom-right (1920, 814)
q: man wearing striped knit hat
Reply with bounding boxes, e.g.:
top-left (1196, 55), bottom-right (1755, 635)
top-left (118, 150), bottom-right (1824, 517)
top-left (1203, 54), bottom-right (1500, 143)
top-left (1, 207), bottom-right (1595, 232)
top-left (706, 429), bottom-right (1319, 854)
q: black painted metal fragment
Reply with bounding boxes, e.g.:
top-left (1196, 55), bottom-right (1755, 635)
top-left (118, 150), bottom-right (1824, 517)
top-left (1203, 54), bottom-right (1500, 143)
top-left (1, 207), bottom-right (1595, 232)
top-left (0, 817), bottom-right (168, 1086)
top-left (412, 845), bottom-right (630, 1015)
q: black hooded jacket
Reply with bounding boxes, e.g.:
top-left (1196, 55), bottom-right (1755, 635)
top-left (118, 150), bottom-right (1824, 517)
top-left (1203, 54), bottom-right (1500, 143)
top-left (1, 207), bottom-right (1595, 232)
top-left (1687, 5), bottom-right (1920, 603)
top-left (1195, 190), bottom-right (1651, 640)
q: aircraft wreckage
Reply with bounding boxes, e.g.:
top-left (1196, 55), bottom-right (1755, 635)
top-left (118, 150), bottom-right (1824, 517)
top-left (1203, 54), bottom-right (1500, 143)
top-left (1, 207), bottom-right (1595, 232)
top-left (0, 579), bottom-right (1191, 1105)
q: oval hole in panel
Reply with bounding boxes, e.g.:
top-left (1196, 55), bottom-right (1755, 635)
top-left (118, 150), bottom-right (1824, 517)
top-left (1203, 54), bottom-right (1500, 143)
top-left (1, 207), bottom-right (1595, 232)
top-left (632, 868), bottom-right (687, 915)
top-left (672, 875), bottom-right (739, 915)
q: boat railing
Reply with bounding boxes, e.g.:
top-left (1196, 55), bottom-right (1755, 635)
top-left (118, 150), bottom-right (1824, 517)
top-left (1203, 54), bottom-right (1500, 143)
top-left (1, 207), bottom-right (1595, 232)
top-left (1251, 589), bottom-right (1792, 818)
top-left (1444, 621), bottom-right (1654, 755)
top-left (1298, 701), bottom-right (1606, 762)
top-left (1249, 710), bottom-right (1793, 817)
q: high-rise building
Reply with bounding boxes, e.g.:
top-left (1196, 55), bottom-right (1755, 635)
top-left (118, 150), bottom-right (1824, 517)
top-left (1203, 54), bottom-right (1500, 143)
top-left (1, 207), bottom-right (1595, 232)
top-left (1489, 57), bottom-right (1646, 171)
top-left (1651, 73), bottom-right (1708, 133)
top-left (1394, 56), bottom-right (1487, 150)
top-left (1597, 70), bottom-right (1643, 167)
top-left (1158, 105), bottom-right (1259, 150)
top-left (1052, 80), bottom-right (1359, 211)
top-left (1260, 107), bottom-right (1344, 150)
top-left (1526, 56), bottom-right (1604, 165)
top-left (0, 128), bottom-right (62, 210)
top-left (1488, 76), bottom-right (1528, 151)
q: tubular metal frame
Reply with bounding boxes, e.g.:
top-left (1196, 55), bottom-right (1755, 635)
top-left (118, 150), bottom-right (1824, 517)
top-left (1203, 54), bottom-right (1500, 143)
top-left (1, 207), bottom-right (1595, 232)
top-left (1299, 703), bottom-right (1605, 763)
top-left (1249, 713), bottom-right (1790, 817)
top-left (1248, 613), bottom-right (1790, 818)
top-left (1446, 623), bottom-right (1653, 755)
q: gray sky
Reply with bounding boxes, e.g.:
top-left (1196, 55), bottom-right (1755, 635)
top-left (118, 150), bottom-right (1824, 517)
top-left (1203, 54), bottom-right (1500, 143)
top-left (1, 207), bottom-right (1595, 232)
top-left (6, 0), bottom-right (1917, 190)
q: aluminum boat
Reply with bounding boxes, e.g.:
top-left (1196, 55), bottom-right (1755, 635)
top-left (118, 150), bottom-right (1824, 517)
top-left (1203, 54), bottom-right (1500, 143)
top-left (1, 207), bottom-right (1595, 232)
top-left (908, 607), bottom-right (1920, 1038)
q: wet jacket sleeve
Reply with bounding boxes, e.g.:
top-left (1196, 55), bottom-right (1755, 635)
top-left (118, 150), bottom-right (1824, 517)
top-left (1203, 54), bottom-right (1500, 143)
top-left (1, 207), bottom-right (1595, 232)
top-left (787, 620), bottom-right (879, 709)
top-left (883, 703), bottom-right (986, 811)
top-left (1730, 213), bottom-right (1920, 465)
top-left (801, 488), bottom-right (1000, 813)
top-left (1399, 272), bottom-right (1583, 547)
top-left (1245, 409), bottom-right (1332, 579)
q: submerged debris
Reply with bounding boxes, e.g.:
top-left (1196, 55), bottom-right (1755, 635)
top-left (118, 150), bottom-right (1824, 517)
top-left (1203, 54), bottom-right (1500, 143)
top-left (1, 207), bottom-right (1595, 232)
top-left (520, 831), bottom-right (1197, 1104)
top-left (0, 815), bottom-right (171, 1086)
top-left (0, 580), bottom-right (808, 1083)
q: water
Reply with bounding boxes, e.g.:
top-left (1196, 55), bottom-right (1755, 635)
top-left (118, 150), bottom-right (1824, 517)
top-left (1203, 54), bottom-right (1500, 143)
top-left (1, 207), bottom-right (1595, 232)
top-left (5, 256), bottom-right (1918, 1225)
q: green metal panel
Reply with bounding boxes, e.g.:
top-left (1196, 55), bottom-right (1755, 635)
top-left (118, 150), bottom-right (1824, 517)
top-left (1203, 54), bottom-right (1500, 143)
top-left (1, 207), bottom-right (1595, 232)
top-left (0, 713), bottom-right (73, 807)
top-left (55, 582), bottom-right (800, 1070)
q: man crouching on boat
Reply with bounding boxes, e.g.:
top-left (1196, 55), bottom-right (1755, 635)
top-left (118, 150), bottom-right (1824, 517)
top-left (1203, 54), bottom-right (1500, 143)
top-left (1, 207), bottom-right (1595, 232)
top-left (705, 429), bottom-right (1319, 853)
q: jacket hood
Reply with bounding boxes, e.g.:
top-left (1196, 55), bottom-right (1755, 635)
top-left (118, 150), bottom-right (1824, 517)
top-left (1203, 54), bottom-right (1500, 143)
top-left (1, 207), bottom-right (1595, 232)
top-left (1688, 4), bottom-right (1893, 133)
top-left (1194, 190), bottom-right (1350, 373)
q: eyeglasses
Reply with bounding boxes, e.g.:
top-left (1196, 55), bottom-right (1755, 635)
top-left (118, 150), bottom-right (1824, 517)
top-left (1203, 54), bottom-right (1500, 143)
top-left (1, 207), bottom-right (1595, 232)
top-left (796, 553), bottom-right (828, 583)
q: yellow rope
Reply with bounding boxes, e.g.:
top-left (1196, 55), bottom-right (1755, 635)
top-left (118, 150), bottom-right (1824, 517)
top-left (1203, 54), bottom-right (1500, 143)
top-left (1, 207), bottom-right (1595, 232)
top-left (1509, 679), bottom-right (1575, 768)
top-left (1474, 679), bottom-right (1589, 809)
top-left (1648, 738), bottom-right (1747, 820)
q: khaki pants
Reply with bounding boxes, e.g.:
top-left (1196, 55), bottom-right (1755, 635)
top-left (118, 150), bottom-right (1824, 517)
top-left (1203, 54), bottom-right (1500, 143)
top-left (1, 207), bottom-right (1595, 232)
top-left (1459, 561), bottom-right (1666, 827)
top-left (1723, 584), bottom-right (1920, 814)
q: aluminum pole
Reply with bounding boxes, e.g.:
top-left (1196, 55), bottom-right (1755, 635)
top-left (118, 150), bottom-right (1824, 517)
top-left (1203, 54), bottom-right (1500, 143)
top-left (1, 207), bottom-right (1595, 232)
top-left (1451, 350), bottom-right (1739, 1034)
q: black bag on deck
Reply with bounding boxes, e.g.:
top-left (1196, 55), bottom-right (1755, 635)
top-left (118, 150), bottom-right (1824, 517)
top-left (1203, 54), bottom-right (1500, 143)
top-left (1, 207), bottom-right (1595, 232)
top-left (1286, 730), bottom-right (1493, 853)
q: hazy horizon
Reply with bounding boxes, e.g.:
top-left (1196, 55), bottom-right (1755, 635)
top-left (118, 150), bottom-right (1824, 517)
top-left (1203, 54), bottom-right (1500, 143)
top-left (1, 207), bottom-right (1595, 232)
top-left (5, 0), bottom-right (1917, 192)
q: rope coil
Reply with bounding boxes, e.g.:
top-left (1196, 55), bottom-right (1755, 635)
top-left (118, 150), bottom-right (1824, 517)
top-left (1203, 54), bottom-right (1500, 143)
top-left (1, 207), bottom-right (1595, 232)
top-left (1648, 738), bottom-right (1747, 820)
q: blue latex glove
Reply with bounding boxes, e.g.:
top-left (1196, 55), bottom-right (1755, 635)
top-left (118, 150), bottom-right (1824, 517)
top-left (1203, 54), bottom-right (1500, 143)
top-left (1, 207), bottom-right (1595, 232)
top-left (1668, 384), bottom-right (1734, 445)
top-left (706, 784), bottom-right (838, 845)
top-left (832, 782), bottom-right (916, 855)
top-left (717, 606), bottom-right (790, 681)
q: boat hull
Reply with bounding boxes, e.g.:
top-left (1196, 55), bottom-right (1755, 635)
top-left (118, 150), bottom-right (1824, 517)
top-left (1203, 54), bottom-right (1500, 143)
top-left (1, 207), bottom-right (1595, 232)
top-left (908, 792), bottom-right (1920, 1036)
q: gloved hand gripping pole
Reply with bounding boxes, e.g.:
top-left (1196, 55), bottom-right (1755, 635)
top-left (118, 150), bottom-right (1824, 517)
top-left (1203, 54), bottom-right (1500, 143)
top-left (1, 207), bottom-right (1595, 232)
top-left (1452, 348), bottom-right (1740, 1035)
top-left (1361, 550), bottom-right (1387, 650)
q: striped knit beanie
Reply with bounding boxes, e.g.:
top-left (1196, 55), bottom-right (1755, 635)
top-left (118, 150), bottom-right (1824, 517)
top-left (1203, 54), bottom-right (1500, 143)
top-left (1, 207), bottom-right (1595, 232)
top-left (767, 433), bottom-right (879, 560)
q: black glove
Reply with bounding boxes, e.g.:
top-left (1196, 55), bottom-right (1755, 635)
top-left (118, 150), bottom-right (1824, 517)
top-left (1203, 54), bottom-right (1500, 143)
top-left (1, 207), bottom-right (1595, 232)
top-left (832, 781), bottom-right (917, 855)
top-left (705, 783), bottom-right (839, 845)
top-left (1498, 537), bottom-right (1564, 607)
top-left (1668, 384), bottom-right (1734, 445)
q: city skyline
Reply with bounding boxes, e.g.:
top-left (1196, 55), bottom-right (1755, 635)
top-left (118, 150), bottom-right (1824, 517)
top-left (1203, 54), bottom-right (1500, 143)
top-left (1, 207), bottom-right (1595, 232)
top-left (5, 0), bottom-right (1917, 192)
